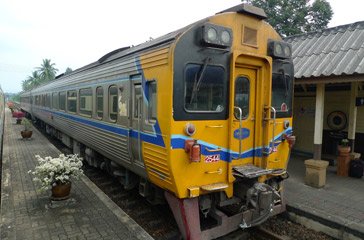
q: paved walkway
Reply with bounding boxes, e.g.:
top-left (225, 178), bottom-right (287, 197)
top-left (285, 154), bottom-right (364, 240)
top-left (0, 109), bottom-right (153, 240)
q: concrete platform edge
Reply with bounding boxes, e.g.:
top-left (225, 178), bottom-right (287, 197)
top-left (287, 205), bottom-right (364, 240)
top-left (80, 176), bottom-right (154, 240)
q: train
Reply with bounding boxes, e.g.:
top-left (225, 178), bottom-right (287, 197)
top-left (20, 4), bottom-right (295, 239)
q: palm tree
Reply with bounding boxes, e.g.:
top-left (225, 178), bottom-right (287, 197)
top-left (23, 71), bottom-right (41, 91)
top-left (37, 59), bottom-right (58, 83)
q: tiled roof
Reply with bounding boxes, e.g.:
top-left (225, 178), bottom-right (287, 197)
top-left (285, 21), bottom-right (364, 79)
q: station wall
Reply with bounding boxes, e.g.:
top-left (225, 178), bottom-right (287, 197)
top-left (293, 89), bottom-right (364, 156)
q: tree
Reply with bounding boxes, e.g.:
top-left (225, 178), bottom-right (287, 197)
top-left (22, 71), bottom-right (41, 91)
top-left (242, 0), bottom-right (333, 36)
top-left (64, 67), bottom-right (73, 75)
top-left (37, 59), bottom-right (58, 83)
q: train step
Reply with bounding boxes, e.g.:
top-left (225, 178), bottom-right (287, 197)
top-left (233, 164), bottom-right (285, 178)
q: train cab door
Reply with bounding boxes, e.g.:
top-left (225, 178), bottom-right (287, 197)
top-left (229, 57), bottom-right (257, 166)
top-left (130, 75), bottom-right (145, 168)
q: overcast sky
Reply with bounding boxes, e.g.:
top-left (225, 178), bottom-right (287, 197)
top-left (0, 0), bottom-right (363, 93)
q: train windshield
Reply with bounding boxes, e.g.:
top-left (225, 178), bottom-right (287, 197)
top-left (272, 72), bottom-right (293, 117)
top-left (184, 64), bottom-right (226, 112)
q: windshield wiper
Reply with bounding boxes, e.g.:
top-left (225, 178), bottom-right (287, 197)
top-left (189, 57), bottom-right (211, 104)
top-left (279, 69), bottom-right (288, 98)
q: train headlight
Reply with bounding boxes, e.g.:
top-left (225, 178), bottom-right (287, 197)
top-left (284, 45), bottom-right (291, 57)
top-left (221, 30), bottom-right (231, 44)
top-left (202, 23), bottom-right (233, 48)
top-left (268, 40), bottom-right (292, 59)
top-left (207, 27), bottom-right (218, 42)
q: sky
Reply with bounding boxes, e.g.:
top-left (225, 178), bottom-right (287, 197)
top-left (0, 0), bottom-right (363, 93)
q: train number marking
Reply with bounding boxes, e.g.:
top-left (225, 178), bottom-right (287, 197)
top-left (205, 154), bottom-right (220, 163)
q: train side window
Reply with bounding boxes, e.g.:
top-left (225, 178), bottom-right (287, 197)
top-left (42, 95), bottom-right (45, 107)
top-left (96, 87), bottom-right (103, 119)
top-left (52, 92), bottom-right (59, 109)
top-left (59, 92), bottom-right (66, 111)
top-left (148, 81), bottom-right (157, 122)
top-left (79, 88), bottom-right (92, 117)
top-left (67, 90), bottom-right (77, 113)
top-left (109, 85), bottom-right (117, 122)
top-left (134, 85), bottom-right (141, 118)
top-left (234, 77), bottom-right (250, 119)
top-left (46, 94), bottom-right (51, 108)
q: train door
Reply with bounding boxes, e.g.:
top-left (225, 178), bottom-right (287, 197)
top-left (230, 57), bottom-right (257, 165)
top-left (130, 75), bottom-right (145, 168)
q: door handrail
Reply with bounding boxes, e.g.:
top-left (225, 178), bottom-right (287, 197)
top-left (234, 106), bottom-right (243, 158)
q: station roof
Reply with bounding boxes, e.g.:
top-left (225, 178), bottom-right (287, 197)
top-left (285, 21), bottom-right (364, 80)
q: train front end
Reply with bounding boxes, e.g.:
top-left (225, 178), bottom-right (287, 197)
top-left (166, 4), bottom-right (295, 239)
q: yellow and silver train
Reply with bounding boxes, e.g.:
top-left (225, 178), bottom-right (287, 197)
top-left (20, 4), bottom-right (295, 239)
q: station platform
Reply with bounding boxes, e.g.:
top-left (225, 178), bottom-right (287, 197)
top-left (285, 154), bottom-right (364, 240)
top-left (0, 109), bottom-right (153, 240)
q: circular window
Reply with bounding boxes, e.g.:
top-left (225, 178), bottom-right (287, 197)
top-left (327, 111), bottom-right (347, 131)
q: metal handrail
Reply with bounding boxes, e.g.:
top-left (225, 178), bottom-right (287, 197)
top-left (234, 106), bottom-right (243, 158)
top-left (269, 106), bottom-right (277, 151)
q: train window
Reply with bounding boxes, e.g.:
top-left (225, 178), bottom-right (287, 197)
top-left (148, 81), bottom-right (157, 122)
top-left (234, 77), bottom-right (250, 119)
top-left (67, 90), bottom-right (77, 113)
top-left (184, 64), bottom-right (226, 112)
top-left (52, 92), bottom-right (59, 109)
top-left (59, 92), bottom-right (66, 110)
top-left (46, 94), bottom-right (51, 108)
top-left (134, 85), bottom-right (141, 118)
top-left (109, 86), bottom-right (117, 122)
top-left (96, 87), bottom-right (103, 119)
top-left (272, 72), bottom-right (293, 117)
top-left (79, 88), bottom-right (92, 117)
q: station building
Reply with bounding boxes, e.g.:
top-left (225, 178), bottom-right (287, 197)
top-left (285, 21), bottom-right (364, 160)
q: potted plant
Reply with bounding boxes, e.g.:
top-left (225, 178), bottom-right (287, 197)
top-left (338, 138), bottom-right (350, 156)
top-left (28, 154), bottom-right (84, 200)
top-left (337, 138), bottom-right (351, 177)
top-left (21, 118), bottom-right (33, 139)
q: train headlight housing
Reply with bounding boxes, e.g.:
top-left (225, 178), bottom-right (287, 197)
top-left (202, 23), bottom-right (233, 48)
top-left (268, 40), bottom-right (292, 59)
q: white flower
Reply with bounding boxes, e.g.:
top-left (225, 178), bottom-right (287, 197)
top-left (28, 154), bottom-right (83, 191)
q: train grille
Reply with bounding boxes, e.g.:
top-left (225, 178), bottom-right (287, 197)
top-left (143, 142), bottom-right (172, 186)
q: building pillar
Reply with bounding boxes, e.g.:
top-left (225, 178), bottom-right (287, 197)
top-left (348, 82), bottom-right (358, 151)
top-left (304, 83), bottom-right (329, 188)
top-left (313, 83), bottom-right (325, 160)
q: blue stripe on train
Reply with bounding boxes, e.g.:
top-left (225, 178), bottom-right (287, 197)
top-left (40, 108), bottom-right (292, 162)
top-left (171, 127), bottom-right (293, 162)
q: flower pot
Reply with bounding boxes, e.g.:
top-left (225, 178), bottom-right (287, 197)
top-left (338, 146), bottom-right (351, 156)
top-left (21, 130), bottom-right (33, 139)
top-left (337, 146), bottom-right (351, 176)
top-left (51, 182), bottom-right (72, 201)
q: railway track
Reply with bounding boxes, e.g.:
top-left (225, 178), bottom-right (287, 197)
top-left (83, 166), bottom-right (181, 240)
